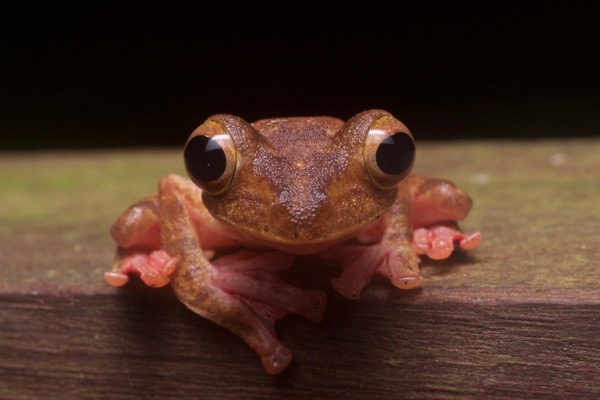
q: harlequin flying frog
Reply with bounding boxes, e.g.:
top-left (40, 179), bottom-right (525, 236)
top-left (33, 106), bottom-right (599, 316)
top-left (104, 109), bottom-right (480, 375)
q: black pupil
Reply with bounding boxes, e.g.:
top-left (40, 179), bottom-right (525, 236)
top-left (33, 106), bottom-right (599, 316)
top-left (184, 135), bottom-right (227, 182)
top-left (375, 132), bottom-right (415, 175)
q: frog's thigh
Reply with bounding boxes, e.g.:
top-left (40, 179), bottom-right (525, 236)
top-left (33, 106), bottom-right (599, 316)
top-left (406, 175), bottom-right (473, 227)
top-left (111, 174), bottom-right (202, 249)
top-left (110, 195), bottom-right (160, 248)
top-left (107, 194), bottom-right (176, 287)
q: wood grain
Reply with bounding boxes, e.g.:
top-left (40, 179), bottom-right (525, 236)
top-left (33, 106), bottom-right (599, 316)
top-left (1, 139), bottom-right (599, 399)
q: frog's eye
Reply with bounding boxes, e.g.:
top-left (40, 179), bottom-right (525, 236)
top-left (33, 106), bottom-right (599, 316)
top-left (364, 129), bottom-right (415, 189)
top-left (184, 133), bottom-right (237, 194)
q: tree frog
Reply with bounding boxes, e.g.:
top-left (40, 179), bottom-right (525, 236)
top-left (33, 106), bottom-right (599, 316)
top-left (104, 109), bottom-right (480, 375)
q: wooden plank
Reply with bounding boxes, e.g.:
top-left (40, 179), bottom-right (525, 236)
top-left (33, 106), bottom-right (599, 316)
top-left (1, 139), bottom-right (599, 399)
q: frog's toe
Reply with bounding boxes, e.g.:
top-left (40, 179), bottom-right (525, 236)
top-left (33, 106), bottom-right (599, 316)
top-left (413, 226), bottom-right (453, 259)
top-left (459, 231), bottom-right (481, 250)
top-left (391, 274), bottom-right (424, 290)
top-left (138, 251), bottom-right (178, 287)
top-left (328, 245), bottom-right (380, 299)
top-left (299, 290), bottom-right (328, 323)
top-left (261, 344), bottom-right (293, 375)
top-left (104, 271), bottom-right (129, 287)
top-left (382, 248), bottom-right (424, 290)
top-left (331, 277), bottom-right (364, 300)
top-left (427, 235), bottom-right (454, 260)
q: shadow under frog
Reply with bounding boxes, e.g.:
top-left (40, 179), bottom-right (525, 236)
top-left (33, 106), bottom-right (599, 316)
top-left (104, 109), bottom-right (481, 375)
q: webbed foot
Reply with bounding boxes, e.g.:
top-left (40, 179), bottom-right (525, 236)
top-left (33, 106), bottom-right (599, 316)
top-left (330, 242), bottom-right (423, 300)
top-left (412, 224), bottom-right (481, 260)
top-left (212, 250), bottom-right (327, 324)
top-left (105, 250), bottom-right (177, 287)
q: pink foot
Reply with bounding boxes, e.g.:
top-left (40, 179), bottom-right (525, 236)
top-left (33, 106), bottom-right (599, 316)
top-left (105, 250), bottom-right (178, 287)
top-left (329, 243), bottom-right (423, 300)
top-left (412, 225), bottom-right (481, 260)
top-left (200, 250), bottom-right (327, 374)
top-left (212, 251), bottom-right (327, 324)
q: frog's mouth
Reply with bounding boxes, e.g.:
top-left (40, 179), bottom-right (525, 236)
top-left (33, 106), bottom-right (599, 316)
top-left (204, 212), bottom-right (380, 255)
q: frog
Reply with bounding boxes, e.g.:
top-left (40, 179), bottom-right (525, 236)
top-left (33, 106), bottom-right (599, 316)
top-left (104, 109), bottom-right (481, 375)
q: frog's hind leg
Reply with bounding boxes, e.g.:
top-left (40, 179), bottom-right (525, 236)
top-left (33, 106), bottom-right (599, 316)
top-left (211, 251), bottom-right (327, 324)
top-left (106, 195), bottom-right (177, 287)
top-left (176, 250), bottom-right (326, 374)
top-left (159, 175), bottom-right (326, 375)
top-left (408, 175), bottom-right (481, 260)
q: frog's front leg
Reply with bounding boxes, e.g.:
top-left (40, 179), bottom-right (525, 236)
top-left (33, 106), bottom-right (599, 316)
top-left (407, 175), bottom-right (481, 260)
top-left (331, 184), bottom-right (423, 299)
top-left (330, 176), bottom-right (481, 299)
top-left (156, 175), bottom-right (327, 375)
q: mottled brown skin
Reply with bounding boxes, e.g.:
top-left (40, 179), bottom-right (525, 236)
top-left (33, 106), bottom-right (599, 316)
top-left (200, 112), bottom-right (399, 244)
top-left (105, 109), bottom-right (481, 374)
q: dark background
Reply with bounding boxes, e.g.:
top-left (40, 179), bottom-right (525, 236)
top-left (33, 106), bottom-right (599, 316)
top-left (1, 1), bottom-right (598, 150)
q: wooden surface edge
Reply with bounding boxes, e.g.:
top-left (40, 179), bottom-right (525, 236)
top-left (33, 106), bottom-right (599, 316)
top-left (1, 291), bottom-right (598, 399)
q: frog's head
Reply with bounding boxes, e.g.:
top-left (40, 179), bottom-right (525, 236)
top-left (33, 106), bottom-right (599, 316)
top-left (183, 109), bottom-right (415, 251)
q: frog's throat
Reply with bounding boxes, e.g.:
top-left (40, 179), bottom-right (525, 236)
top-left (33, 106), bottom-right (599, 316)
top-left (204, 213), bottom-right (378, 255)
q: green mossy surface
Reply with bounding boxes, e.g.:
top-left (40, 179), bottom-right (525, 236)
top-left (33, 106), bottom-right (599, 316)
top-left (1, 140), bottom-right (599, 299)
